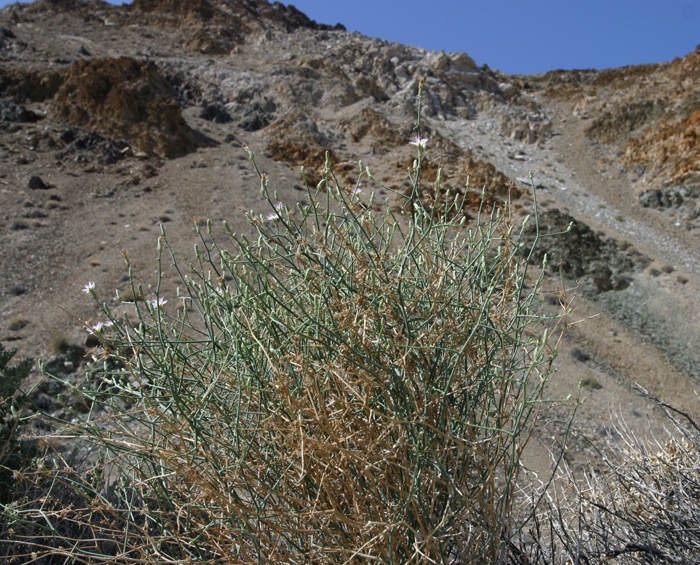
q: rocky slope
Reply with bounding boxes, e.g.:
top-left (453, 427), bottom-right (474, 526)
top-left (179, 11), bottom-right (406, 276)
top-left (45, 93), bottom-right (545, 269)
top-left (1, 0), bottom-right (699, 473)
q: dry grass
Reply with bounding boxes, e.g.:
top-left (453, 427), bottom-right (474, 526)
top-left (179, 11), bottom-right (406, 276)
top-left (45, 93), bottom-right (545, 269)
top-left (512, 385), bottom-right (700, 564)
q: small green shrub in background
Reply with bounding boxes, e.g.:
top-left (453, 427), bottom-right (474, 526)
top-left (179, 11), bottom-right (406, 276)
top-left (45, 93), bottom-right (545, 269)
top-left (7, 316), bottom-right (29, 332)
top-left (47, 331), bottom-right (71, 354)
top-left (579, 375), bottom-right (602, 390)
top-left (5, 84), bottom-right (570, 564)
top-left (0, 343), bottom-right (35, 504)
top-left (616, 238), bottom-right (632, 251)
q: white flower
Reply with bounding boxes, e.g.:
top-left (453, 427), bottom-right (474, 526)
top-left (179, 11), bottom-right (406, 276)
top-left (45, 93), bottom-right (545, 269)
top-left (266, 202), bottom-right (285, 221)
top-left (150, 297), bottom-right (167, 308)
top-left (351, 187), bottom-right (362, 198)
top-left (409, 135), bottom-right (428, 149)
top-left (88, 321), bottom-right (104, 334)
top-left (82, 281), bottom-right (96, 293)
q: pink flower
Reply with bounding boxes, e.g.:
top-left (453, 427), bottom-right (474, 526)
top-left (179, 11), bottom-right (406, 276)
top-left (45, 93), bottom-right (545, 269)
top-left (87, 320), bottom-right (112, 334)
top-left (267, 203), bottom-right (284, 221)
top-left (409, 135), bottom-right (428, 149)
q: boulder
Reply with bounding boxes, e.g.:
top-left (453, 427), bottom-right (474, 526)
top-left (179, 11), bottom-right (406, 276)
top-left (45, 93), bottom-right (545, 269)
top-left (199, 102), bottom-right (232, 124)
top-left (0, 99), bottom-right (41, 123)
top-left (0, 67), bottom-right (64, 102)
top-left (28, 176), bottom-right (49, 189)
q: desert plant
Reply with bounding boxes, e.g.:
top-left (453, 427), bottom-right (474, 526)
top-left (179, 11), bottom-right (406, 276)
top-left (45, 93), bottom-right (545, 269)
top-left (5, 84), bottom-right (569, 564)
top-left (515, 385), bottom-right (700, 565)
top-left (7, 316), bottom-right (29, 332)
top-left (47, 332), bottom-right (71, 354)
top-left (0, 343), bottom-right (35, 504)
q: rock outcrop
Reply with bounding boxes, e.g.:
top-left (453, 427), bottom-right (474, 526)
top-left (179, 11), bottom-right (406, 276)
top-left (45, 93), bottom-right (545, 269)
top-left (51, 57), bottom-right (197, 158)
top-left (126, 0), bottom-right (345, 55)
top-left (623, 107), bottom-right (700, 189)
top-left (523, 209), bottom-right (636, 293)
top-left (0, 66), bottom-right (64, 102)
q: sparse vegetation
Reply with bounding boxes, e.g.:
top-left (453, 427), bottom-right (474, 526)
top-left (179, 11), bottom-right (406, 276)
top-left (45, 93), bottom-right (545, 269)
top-left (47, 332), bottom-right (71, 354)
top-left (579, 374), bottom-right (602, 389)
top-left (570, 348), bottom-right (590, 363)
top-left (616, 238), bottom-right (632, 250)
top-left (7, 316), bottom-right (29, 331)
top-left (8, 219), bottom-right (29, 231)
top-left (0, 343), bottom-right (35, 504)
top-left (524, 386), bottom-right (700, 564)
top-left (117, 287), bottom-right (137, 302)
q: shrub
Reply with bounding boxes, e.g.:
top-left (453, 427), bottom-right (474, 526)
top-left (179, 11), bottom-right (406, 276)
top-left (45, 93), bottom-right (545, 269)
top-left (7, 316), bottom-right (29, 331)
top-left (579, 374), bottom-right (602, 390)
top-left (525, 386), bottom-right (700, 564)
top-left (6, 85), bottom-right (568, 563)
top-left (47, 332), bottom-right (71, 354)
top-left (0, 343), bottom-right (35, 504)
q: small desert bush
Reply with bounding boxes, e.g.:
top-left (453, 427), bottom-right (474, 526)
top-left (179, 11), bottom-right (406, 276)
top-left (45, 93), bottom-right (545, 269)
top-left (47, 331), bottom-right (71, 354)
top-left (3, 86), bottom-right (568, 564)
top-left (0, 343), bottom-right (35, 504)
top-left (7, 316), bottom-right (29, 332)
top-left (522, 386), bottom-right (700, 564)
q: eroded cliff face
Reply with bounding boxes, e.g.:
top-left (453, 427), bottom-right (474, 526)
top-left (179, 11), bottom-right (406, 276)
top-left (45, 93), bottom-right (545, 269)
top-left (52, 56), bottom-right (198, 158)
top-left (0, 0), bottom-right (700, 473)
top-left (530, 45), bottom-right (700, 218)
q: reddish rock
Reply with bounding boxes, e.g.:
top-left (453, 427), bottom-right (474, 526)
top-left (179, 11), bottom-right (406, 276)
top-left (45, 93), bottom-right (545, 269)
top-left (51, 57), bottom-right (197, 158)
top-left (0, 66), bottom-right (64, 102)
top-left (622, 107), bottom-right (700, 185)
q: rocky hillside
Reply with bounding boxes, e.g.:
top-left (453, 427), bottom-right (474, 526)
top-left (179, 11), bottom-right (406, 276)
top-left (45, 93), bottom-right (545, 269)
top-left (1, 0), bottom-right (699, 471)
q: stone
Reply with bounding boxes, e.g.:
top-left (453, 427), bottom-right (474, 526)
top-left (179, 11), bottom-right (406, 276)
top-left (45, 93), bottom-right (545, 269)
top-left (0, 99), bottom-right (40, 123)
top-left (28, 175), bottom-right (49, 189)
top-left (239, 112), bottom-right (269, 132)
top-left (199, 103), bottom-right (232, 123)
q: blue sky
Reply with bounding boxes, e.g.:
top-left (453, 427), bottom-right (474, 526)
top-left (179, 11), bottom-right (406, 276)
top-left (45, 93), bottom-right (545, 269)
top-left (1, 0), bottom-right (697, 74)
